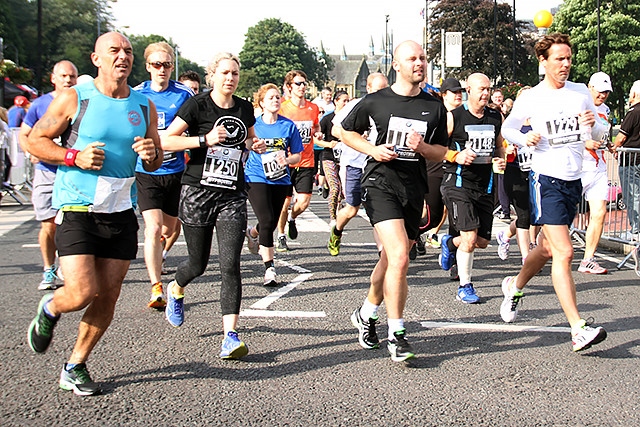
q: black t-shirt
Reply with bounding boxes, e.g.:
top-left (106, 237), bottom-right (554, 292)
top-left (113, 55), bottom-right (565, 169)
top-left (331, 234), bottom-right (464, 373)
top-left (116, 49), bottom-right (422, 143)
top-left (619, 105), bottom-right (640, 165)
top-left (341, 87), bottom-right (448, 202)
top-left (320, 112), bottom-right (338, 162)
top-left (176, 92), bottom-right (255, 191)
top-left (442, 105), bottom-right (502, 193)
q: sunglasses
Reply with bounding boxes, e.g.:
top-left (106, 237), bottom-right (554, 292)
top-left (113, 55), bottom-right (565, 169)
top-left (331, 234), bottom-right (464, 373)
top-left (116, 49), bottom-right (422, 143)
top-left (292, 81), bottom-right (307, 87)
top-left (148, 61), bottom-right (174, 69)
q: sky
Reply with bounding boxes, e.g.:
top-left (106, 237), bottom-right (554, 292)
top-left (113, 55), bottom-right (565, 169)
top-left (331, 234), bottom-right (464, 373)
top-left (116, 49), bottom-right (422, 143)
top-left (110, 0), bottom-right (563, 67)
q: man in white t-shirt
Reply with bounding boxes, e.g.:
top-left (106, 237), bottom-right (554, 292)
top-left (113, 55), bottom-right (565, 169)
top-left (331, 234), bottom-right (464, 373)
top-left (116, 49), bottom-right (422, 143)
top-left (577, 72), bottom-right (613, 274)
top-left (499, 33), bottom-right (608, 352)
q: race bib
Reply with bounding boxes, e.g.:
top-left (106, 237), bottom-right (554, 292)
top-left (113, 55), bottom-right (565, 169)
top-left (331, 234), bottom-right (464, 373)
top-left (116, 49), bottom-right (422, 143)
top-left (157, 112), bottom-right (166, 130)
top-left (465, 124), bottom-right (495, 164)
top-left (517, 148), bottom-right (533, 172)
top-left (386, 117), bottom-right (427, 161)
top-left (545, 115), bottom-right (581, 146)
top-left (294, 120), bottom-right (313, 144)
top-left (261, 150), bottom-right (287, 181)
top-left (332, 146), bottom-right (342, 162)
top-left (200, 146), bottom-right (242, 190)
top-left (162, 151), bottom-right (178, 163)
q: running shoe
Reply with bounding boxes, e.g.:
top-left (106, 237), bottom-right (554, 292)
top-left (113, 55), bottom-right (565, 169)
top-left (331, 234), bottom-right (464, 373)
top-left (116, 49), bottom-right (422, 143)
top-left (500, 276), bottom-right (523, 323)
top-left (409, 242), bottom-right (417, 260)
top-left (165, 280), bottom-right (184, 327)
top-left (322, 185), bottom-right (329, 199)
top-left (327, 227), bottom-right (341, 256)
top-left (276, 235), bottom-right (289, 252)
top-left (264, 266), bottom-right (278, 287)
top-left (246, 228), bottom-right (259, 255)
top-left (497, 230), bottom-right (510, 260)
top-left (456, 283), bottom-right (480, 304)
top-left (59, 363), bottom-right (102, 396)
top-left (387, 329), bottom-right (415, 362)
top-left (148, 282), bottom-right (166, 309)
top-left (415, 235), bottom-right (426, 255)
top-left (571, 320), bottom-right (607, 352)
top-left (350, 307), bottom-right (379, 349)
top-left (27, 293), bottom-right (59, 353)
top-left (220, 331), bottom-right (249, 359)
top-left (38, 265), bottom-right (58, 290)
top-left (578, 258), bottom-right (608, 274)
top-left (449, 264), bottom-right (459, 281)
top-left (288, 219), bottom-right (298, 240)
top-left (425, 233), bottom-right (440, 249)
top-left (438, 234), bottom-right (456, 271)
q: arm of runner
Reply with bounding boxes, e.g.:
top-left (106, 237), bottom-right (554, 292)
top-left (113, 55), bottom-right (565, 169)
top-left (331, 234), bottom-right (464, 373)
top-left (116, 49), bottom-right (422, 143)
top-left (26, 89), bottom-right (107, 170)
top-left (245, 126), bottom-right (267, 154)
top-left (341, 129), bottom-right (397, 162)
top-left (135, 101), bottom-right (163, 172)
top-left (406, 129), bottom-right (447, 162)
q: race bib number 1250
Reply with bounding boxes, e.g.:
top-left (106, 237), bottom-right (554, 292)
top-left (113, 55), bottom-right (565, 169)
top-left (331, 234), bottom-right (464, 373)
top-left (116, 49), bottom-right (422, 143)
top-left (200, 147), bottom-right (242, 190)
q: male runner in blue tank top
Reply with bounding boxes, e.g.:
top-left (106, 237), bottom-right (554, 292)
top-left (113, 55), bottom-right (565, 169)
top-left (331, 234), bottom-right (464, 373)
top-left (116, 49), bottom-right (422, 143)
top-left (134, 42), bottom-right (193, 309)
top-left (25, 31), bottom-right (163, 396)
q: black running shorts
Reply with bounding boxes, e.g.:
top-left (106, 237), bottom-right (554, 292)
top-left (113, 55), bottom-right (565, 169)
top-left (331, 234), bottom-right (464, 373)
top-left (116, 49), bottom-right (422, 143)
top-left (291, 167), bottom-right (315, 194)
top-left (135, 171), bottom-right (182, 216)
top-left (362, 183), bottom-right (422, 241)
top-left (441, 185), bottom-right (494, 241)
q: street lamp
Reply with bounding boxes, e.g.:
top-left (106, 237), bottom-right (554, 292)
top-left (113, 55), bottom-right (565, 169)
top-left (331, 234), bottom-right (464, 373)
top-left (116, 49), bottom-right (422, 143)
top-left (384, 15), bottom-right (390, 76)
top-left (533, 10), bottom-right (553, 80)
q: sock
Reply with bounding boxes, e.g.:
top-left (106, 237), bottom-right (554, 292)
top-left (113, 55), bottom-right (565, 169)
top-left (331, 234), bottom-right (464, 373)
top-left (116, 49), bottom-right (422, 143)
top-left (170, 281), bottom-right (184, 298)
top-left (278, 232), bottom-right (285, 238)
top-left (65, 363), bottom-right (77, 371)
top-left (360, 298), bottom-right (379, 320)
top-left (333, 225), bottom-right (343, 236)
top-left (264, 260), bottom-right (274, 269)
top-left (287, 212), bottom-right (294, 222)
top-left (43, 302), bottom-right (58, 319)
top-left (388, 318), bottom-right (405, 340)
top-left (162, 250), bottom-right (168, 259)
top-left (457, 249), bottom-right (474, 285)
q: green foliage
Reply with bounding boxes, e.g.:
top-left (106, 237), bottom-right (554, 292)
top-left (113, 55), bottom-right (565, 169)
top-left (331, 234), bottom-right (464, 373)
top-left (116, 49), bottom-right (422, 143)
top-left (552, 0), bottom-right (640, 119)
top-left (428, 0), bottom-right (539, 87)
top-left (0, 60), bottom-right (34, 83)
top-left (238, 18), bottom-right (330, 98)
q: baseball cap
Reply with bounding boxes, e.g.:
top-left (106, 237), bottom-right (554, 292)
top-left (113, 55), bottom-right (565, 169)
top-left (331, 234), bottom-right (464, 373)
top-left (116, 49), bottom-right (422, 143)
top-left (589, 72), bottom-right (612, 93)
top-left (440, 78), bottom-right (464, 93)
top-left (14, 95), bottom-right (28, 107)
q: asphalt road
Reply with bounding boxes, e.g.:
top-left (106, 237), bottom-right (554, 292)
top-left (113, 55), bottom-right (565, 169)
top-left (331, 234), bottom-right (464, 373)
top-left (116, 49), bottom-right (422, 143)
top-left (1, 195), bottom-right (639, 426)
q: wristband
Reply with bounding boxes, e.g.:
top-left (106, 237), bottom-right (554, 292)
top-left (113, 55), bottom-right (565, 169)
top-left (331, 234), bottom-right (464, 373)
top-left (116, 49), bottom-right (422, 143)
top-left (64, 149), bottom-right (80, 167)
top-left (444, 149), bottom-right (458, 163)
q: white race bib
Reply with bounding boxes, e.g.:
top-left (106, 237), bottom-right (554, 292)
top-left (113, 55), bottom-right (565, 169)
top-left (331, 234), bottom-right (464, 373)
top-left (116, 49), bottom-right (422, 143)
top-left (261, 150), bottom-right (287, 181)
top-left (465, 124), bottom-right (495, 164)
top-left (200, 146), bottom-right (242, 190)
top-left (386, 117), bottom-right (428, 161)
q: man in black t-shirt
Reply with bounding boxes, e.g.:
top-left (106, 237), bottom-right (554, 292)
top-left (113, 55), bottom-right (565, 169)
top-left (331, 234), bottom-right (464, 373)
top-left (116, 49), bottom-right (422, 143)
top-left (439, 73), bottom-right (505, 304)
top-left (341, 40), bottom-right (447, 362)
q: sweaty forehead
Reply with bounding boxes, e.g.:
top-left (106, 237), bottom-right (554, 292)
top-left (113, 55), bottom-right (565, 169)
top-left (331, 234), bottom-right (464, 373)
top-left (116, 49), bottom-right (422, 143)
top-left (95, 34), bottom-right (131, 53)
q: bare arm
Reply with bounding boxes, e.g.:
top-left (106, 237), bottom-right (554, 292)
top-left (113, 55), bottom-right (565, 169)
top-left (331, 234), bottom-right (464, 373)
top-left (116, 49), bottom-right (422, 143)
top-left (341, 129), bottom-right (397, 162)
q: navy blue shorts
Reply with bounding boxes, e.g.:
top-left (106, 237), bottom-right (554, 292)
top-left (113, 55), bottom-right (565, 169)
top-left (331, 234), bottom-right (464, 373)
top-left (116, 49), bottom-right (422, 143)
top-left (530, 172), bottom-right (582, 226)
top-left (343, 165), bottom-right (362, 207)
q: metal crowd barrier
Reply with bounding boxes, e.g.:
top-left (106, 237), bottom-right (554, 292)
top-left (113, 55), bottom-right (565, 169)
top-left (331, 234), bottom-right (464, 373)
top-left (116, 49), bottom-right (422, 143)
top-left (0, 127), bottom-right (32, 205)
top-left (571, 147), bottom-right (640, 270)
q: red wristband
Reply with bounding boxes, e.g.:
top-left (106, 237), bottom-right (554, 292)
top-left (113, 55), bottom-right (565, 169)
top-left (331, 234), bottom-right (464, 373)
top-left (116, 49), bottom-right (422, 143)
top-left (64, 149), bottom-right (80, 167)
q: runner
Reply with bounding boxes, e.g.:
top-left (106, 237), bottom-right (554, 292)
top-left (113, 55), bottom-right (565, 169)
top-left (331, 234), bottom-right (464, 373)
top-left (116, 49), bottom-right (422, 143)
top-left (178, 70), bottom-right (201, 95)
top-left (162, 52), bottom-right (262, 359)
top-left (133, 42), bottom-right (194, 309)
top-left (499, 33), bottom-right (608, 352)
top-left (18, 60), bottom-right (78, 290)
top-left (275, 70), bottom-right (321, 251)
top-left (327, 73), bottom-right (388, 256)
top-left (438, 72), bottom-right (505, 304)
top-left (341, 40), bottom-right (448, 362)
top-left (245, 83), bottom-right (302, 286)
top-left (25, 32), bottom-right (162, 395)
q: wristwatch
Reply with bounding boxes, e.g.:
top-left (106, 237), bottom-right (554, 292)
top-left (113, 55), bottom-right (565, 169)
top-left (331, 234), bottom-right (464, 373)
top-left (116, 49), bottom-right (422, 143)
top-left (199, 134), bottom-right (207, 148)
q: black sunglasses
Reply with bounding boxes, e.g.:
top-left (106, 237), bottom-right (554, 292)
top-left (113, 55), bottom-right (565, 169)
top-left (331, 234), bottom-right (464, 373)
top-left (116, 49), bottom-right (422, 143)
top-left (148, 61), bottom-right (174, 69)
top-left (292, 81), bottom-right (307, 86)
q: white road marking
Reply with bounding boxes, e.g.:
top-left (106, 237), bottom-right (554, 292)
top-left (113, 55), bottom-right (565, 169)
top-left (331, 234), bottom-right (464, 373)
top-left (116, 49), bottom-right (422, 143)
top-left (0, 210), bottom-right (35, 237)
top-left (250, 272), bottom-right (313, 310)
top-left (240, 309), bottom-right (326, 318)
top-left (420, 321), bottom-right (571, 333)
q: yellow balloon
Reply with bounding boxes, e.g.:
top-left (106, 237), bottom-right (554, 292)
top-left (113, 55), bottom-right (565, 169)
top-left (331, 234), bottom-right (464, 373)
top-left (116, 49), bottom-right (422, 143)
top-left (534, 10), bottom-right (553, 29)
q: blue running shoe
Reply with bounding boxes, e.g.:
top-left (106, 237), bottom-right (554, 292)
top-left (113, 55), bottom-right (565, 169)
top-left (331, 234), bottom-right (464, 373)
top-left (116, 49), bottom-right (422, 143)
top-left (456, 283), bottom-right (480, 304)
top-left (165, 280), bottom-right (184, 327)
top-left (220, 331), bottom-right (248, 359)
top-left (439, 234), bottom-right (456, 271)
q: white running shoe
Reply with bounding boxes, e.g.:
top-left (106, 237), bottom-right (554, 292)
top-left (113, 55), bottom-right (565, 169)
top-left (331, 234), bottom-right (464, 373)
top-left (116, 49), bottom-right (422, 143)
top-left (500, 276), bottom-right (523, 323)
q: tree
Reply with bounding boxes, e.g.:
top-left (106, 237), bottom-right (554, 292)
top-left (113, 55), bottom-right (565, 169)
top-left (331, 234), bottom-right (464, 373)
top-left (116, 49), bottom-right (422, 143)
top-left (238, 18), bottom-right (330, 98)
top-left (552, 0), bottom-right (640, 120)
top-left (428, 0), bottom-right (539, 87)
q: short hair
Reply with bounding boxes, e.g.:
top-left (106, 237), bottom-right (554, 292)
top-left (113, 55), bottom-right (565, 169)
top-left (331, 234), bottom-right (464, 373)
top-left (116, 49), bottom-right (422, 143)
top-left (178, 70), bottom-right (201, 84)
top-left (205, 52), bottom-right (240, 87)
top-left (535, 33), bottom-right (571, 60)
top-left (52, 60), bottom-right (78, 76)
top-left (284, 70), bottom-right (307, 87)
top-left (333, 90), bottom-right (349, 103)
top-left (322, 86), bottom-right (332, 93)
top-left (254, 83), bottom-right (280, 106)
top-left (144, 41), bottom-right (175, 62)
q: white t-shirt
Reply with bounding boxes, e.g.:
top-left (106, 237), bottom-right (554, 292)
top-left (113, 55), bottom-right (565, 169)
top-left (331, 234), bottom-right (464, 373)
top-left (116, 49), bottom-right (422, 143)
top-left (332, 98), bottom-right (375, 169)
top-left (581, 103), bottom-right (610, 172)
top-left (502, 81), bottom-right (607, 181)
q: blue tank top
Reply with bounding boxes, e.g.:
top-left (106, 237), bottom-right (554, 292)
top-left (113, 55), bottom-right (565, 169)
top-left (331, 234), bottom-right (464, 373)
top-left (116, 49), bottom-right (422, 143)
top-left (133, 80), bottom-right (193, 175)
top-left (53, 81), bottom-right (150, 212)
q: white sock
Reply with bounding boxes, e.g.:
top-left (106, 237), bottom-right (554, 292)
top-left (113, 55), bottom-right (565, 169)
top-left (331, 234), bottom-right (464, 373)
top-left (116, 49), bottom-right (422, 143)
top-left (162, 250), bottom-right (168, 259)
top-left (360, 298), bottom-right (379, 320)
top-left (387, 318), bottom-right (405, 340)
top-left (287, 212), bottom-right (294, 222)
top-left (457, 249), bottom-right (474, 286)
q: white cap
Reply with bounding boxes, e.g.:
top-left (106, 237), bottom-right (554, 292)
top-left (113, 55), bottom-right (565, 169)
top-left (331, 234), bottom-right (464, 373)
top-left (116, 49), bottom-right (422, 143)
top-left (589, 72), bottom-right (612, 93)
top-left (76, 74), bottom-right (94, 85)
